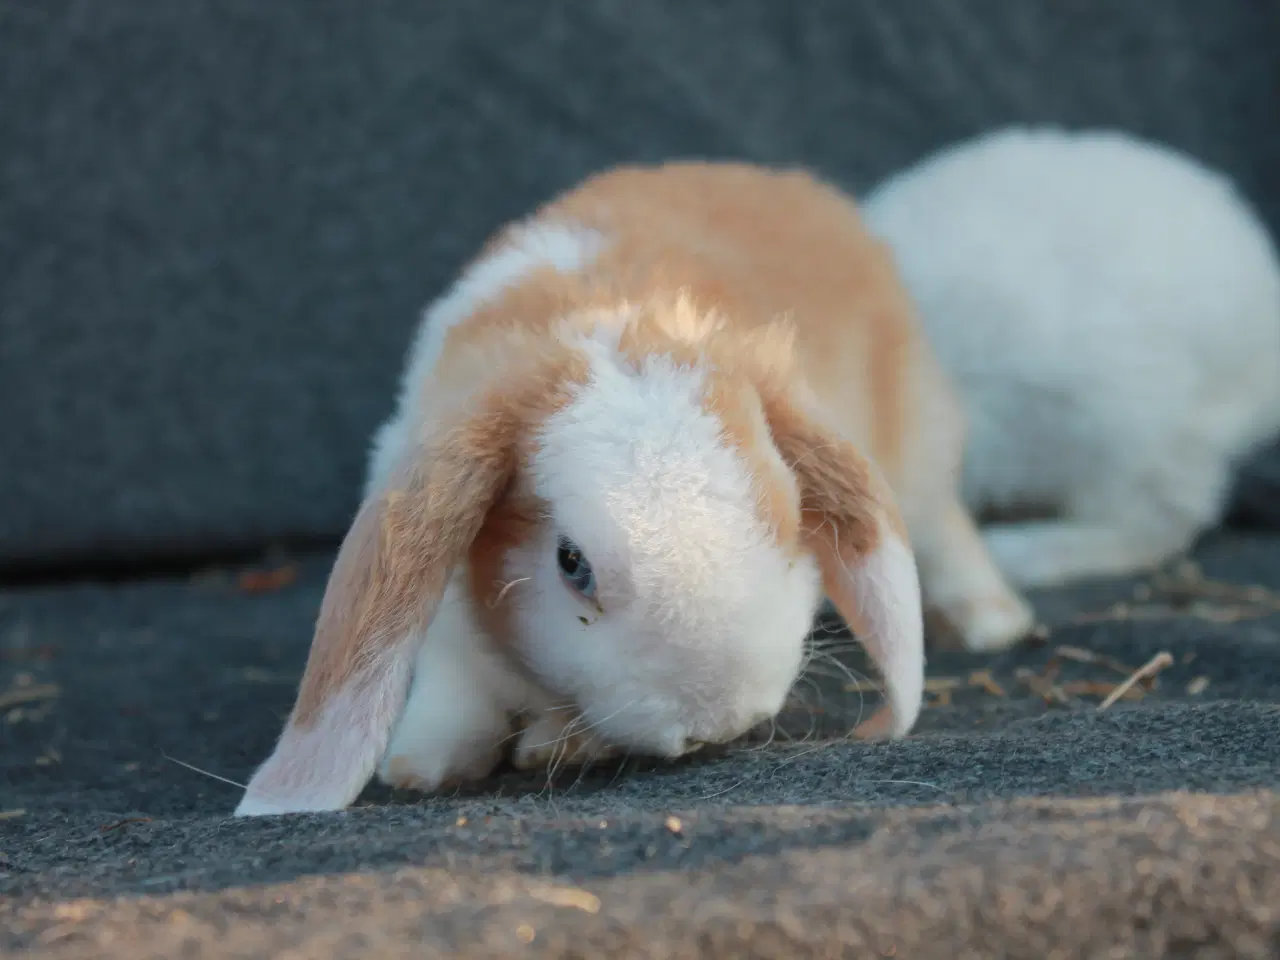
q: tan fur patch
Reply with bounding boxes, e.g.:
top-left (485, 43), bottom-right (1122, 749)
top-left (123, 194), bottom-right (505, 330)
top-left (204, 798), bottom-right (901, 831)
top-left (539, 161), bottom-right (921, 482)
top-left (702, 370), bottom-right (803, 552)
top-left (760, 382), bottom-right (910, 554)
top-left (465, 480), bottom-right (545, 656)
top-left (412, 161), bottom-right (925, 575)
top-left (432, 162), bottom-right (922, 499)
top-left (289, 345), bottom-right (589, 729)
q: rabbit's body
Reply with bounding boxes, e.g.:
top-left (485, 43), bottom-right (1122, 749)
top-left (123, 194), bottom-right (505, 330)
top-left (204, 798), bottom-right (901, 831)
top-left (863, 128), bottom-right (1280, 587)
top-left (235, 162), bottom-right (1030, 817)
top-left (366, 164), bottom-right (1034, 797)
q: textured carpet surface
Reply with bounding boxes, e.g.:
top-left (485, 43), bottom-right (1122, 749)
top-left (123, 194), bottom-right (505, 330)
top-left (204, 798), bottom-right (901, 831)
top-left (4, 0), bottom-right (1280, 567)
top-left (3, 531), bottom-right (1279, 957)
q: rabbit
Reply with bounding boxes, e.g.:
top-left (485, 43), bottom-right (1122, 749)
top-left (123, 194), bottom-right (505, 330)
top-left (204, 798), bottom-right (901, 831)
top-left (233, 160), bottom-right (1036, 817)
top-left (860, 126), bottom-right (1280, 591)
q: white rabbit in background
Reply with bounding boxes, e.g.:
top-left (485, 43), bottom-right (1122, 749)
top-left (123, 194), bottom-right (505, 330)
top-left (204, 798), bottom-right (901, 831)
top-left (862, 126), bottom-right (1280, 589)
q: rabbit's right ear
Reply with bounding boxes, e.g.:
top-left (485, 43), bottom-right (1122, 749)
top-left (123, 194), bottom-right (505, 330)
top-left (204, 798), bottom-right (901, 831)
top-left (234, 381), bottom-right (543, 816)
top-left (760, 382), bottom-right (926, 741)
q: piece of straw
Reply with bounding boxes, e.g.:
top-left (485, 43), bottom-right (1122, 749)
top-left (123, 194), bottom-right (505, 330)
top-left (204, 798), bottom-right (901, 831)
top-left (1097, 651), bottom-right (1174, 711)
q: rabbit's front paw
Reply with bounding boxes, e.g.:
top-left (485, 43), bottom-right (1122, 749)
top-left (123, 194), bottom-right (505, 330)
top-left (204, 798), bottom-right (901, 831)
top-left (512, 708), bottom-right (620, 772)
top-left (376, 666), bottom-right (510, 794)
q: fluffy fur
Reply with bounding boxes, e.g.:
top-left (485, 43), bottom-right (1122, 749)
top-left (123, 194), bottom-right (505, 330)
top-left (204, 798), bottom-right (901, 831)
top-left (863, 126), bottom-right (1280, 588)
top-left (234, 160), bottom-right (1032, 817)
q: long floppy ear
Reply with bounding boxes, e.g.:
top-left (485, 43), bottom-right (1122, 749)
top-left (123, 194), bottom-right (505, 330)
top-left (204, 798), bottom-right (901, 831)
top-left (233, 412), bottom-right (521, 816)
top-left (763, 390), bottom-right (925, 741)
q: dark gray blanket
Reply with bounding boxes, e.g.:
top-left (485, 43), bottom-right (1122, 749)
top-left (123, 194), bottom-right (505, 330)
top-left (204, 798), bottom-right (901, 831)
top-left (4, 531), bottom-right (1279, 957)
top-left (4, 0), bottom-right (1280, 569)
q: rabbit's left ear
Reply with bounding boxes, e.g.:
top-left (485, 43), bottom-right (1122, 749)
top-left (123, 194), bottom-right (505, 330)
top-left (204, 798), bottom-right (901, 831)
top-left (233, 412), bottom-right (519, 816)
top-left (232, 332), bottom-right (591, 817)
top-left (763, 388), bottom-right (925, 740)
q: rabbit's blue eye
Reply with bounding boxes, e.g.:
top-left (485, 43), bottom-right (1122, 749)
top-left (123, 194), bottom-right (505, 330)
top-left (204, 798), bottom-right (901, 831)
top-left (556, 536), bottom-right (596, 598)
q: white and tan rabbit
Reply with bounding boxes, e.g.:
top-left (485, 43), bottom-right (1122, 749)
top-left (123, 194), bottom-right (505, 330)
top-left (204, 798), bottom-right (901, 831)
top-left (234, 161), bottom-right (1035, 816)
top-left (862, 127), bottom-right (1280, 589)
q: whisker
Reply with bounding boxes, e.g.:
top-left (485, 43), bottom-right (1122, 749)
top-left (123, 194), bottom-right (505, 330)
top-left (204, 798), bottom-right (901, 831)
top-left (799, 662), bottom-right (856, 682)
top-left (806, 621), bottom-right (851, 640)
top-left (772, 742), bottom-right (829, 768)
top-left (805, 637), bottom-right (865, 654)
top-left (563, 697), bottom-right (641, 740)
top-left (549, 733), bottom-right (585, 794)
top-left (518, 733), bottom-right (580, 754)
top-left (800, 703), bottom-right (820, 744)
top-left (488, 577), bottom-right (531, 608)
top-left (806, 653), bottom-right (874, 691)
top-left (864, 779), bottom-right (945, 791)
top-left (777, 678), bottom-right (827, 746)
top-left (568, 751), bottom-right (601, 795)
top-left (744, 717), bottom-right (780, 754)
top-left (699, 774), bottom-right (754, 801)
top-left (493, 724), bottom-right (529, 751)
top-left (605, 751), bottom-right (634, 790)
top-left (756, 716), bottom-right (779, 752)
top-left (544, 715), bottom-right (580, 786)
top-left (162, 753), bottom-right (248, 791)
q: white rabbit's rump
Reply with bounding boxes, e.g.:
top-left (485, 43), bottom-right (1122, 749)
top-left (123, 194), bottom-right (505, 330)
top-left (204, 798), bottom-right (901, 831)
top-left (864, 126), bottom-right (1280, 587)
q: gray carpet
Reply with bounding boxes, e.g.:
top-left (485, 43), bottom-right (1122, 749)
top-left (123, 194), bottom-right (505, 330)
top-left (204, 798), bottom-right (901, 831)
top-left (5, 0), bottom-right (1280, 568)
top-left (3, 531), bottom-right (1279, 957)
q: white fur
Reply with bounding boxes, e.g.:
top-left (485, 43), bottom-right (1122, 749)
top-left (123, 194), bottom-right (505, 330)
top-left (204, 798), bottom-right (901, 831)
top-left (375, 577), bottom-right (539, 792)
top-left (234, 659), bottom-right (413, 816)
top-left (863, 126), bottom-right (1280, 587)
top-left (508, 329), bottom-right (825, 756)
top-left (370, 324), bottom-right (825, 785)
top-left (846, 532), bottom-right (924, 736)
